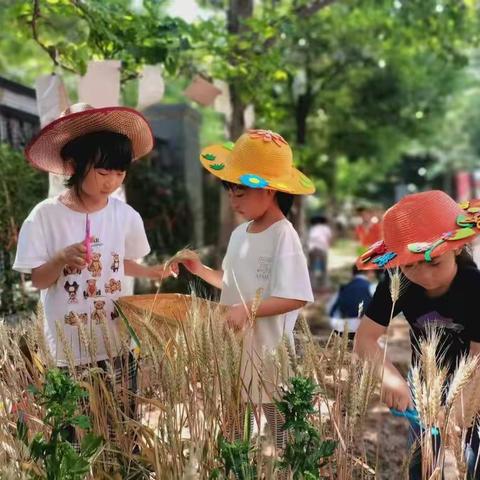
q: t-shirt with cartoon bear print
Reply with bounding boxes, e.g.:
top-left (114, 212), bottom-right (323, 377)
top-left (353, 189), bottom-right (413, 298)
top-left (14, 195), bottom-right (150, 366)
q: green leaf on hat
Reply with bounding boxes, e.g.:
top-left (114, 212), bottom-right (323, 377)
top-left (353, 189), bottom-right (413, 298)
top-left (468, 207), bottom-right (480, 213)
top-left (202, 153), bottom-right (216, 161)
top-left (457, 214), bottom-right (476, 227)
top-left (408, 242), bottom-right (431, 253)
top-left (210, 163), bottom-right (225, 170)
top-left (446, 227), bottom-right (476, 241)
top-left (223, 141), bottom-right (235, 151)
top-left (424, 238), bottom-right (446, 262)
top-left (299, 175), bottom-right (313, 188)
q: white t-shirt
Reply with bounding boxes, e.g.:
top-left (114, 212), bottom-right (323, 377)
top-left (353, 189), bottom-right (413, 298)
top-left (221, 219), bottom-right (314, 402)
top-left (308, 224), bottom-right (332, 252)
top-left (13, 196), bottom-right (150, 366)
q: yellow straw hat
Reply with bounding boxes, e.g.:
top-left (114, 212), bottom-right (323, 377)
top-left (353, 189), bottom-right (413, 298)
top-left (199, 129), bottom-right (315, 195)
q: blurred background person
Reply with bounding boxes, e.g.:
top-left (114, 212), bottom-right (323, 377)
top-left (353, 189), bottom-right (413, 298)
top-left (308, 214), bottom-right (333, 292)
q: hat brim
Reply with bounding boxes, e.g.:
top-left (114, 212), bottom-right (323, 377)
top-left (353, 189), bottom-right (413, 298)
top-left (200, 143), bottom-right (315, 195)
top-left (25, 106), bottom-right (154, 175)
top-left (356, 231), bottom-right (480, 270)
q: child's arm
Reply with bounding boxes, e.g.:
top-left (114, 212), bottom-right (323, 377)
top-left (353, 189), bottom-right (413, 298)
top-left (227, 297), bottom-right (306, 331)
top-left (250, 297), bottom-right (306, 317)
top-left (124, 259), bottom-right (178, 279)
top-left (31, 242), bottom-right (87, 290)
top-left (354, 316), bottom-right (413, 412)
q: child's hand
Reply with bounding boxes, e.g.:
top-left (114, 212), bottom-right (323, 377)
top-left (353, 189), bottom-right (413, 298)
top-left (58, 242), bottom-right (88, 269)
top-left (176, 250), bottom-right (203, 276)
top-left (148, 263), bottom-right (179, 280)
top-left (226, 304), bottom-right (250, 332)
top-left (381, 374), bottom-right (413, 412)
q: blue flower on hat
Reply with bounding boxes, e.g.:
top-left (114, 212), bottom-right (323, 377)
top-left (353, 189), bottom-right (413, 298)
top-left (372, 252), bottom-right (397, 267)
top-left (239, 174), bottom-right (269, 189)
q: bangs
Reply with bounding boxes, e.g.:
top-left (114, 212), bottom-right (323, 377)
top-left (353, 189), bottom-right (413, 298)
top-left (61, 130), bottom-right (133, 172)
top-left (221, 181), bottom-right (245, 192)
top-left (91, 132), bottom-right (133, 171)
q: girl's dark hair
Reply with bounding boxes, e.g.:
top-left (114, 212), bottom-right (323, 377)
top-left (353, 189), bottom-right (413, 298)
top-left (221, 181), bottom-right (295, 216)
top-left (456, 246), bottom-right (476, 268)
top-left (61, 130), bottom-right (133, 195)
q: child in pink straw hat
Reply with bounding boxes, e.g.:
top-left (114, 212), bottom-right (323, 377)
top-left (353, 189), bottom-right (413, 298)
top-left (176, 129), bottom-right (315, 457)
top-left (354, 190), bottom-right (480, 479)
top-left (14, 103), bottom-right (177, 443)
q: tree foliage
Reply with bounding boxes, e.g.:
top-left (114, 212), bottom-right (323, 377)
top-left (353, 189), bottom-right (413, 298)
top-left (1, 0), bottom-right (479, 206)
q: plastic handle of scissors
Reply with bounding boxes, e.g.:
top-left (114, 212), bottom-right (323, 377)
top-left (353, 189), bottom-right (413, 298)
top-left (390, 408), bottom-right (418, 422)
top-left (84, 214), bottom-right (92, 264)
top-left (389, 408), bottom-right (439, 436)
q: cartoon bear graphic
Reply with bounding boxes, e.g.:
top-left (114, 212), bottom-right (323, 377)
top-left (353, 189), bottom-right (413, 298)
top-left (63, 265), bottom-right (81, 276)
top-left (87, 252), bottom-right (102, 278)
top-left (104, 278), bottom-right (121, 294)
top-left (83, 279), bottom-right (101, 299)
top-left (64, 311), bottom-right (88, 326)
top-left (111, 253), bottom-right (120, 273)
top-left (64, 281), bottom-right (79, 304)
top-left (91, 300), bottom-right (107, 325)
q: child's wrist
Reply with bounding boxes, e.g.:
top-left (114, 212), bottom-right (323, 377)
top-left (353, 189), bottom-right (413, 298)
top-left (196, 263), bottom-right (207, 277)
top-left (53, 250), bottom-right (66, 267)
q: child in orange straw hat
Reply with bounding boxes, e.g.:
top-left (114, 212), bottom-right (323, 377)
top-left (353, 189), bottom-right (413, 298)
top-left (13, 103), bottom-right (177, 443)
top-left (177, 129), bottom-right (315, 452)
top-left (354, 190), bottom-right (480, 479)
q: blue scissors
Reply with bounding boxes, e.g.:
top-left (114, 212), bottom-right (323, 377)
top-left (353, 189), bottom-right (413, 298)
top-left (390, 408), bottom-right (439, 436)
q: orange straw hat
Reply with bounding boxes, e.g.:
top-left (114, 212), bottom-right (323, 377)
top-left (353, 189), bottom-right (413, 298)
top-left (357, 190), bottom-right (480, 270)
top-left (25, 103), bottom-right (154, 175)
top-left (199, 129), bottom-right (315, 195)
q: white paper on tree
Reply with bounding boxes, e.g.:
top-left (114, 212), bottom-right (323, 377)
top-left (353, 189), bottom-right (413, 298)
top-left (138, 65), bottom-right (165, 109)
top-left (78, 60), bottom-right (121, 107)
top-left (244, 104), bottom-right (255, 129)
top-left (35, 74), bottom-right (70, 127)
top-left (213, 79), bottom-right (232, 121)
top-left (35, 74), bottom-right (71, 197)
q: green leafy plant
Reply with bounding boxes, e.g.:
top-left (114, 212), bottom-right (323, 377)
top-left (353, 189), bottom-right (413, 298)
top-left (16, 368), bottom-right (103, 480)
top-left (276, 376), bottom-right (336, 479)
top-left (210, 406), bottom-right (256, 480)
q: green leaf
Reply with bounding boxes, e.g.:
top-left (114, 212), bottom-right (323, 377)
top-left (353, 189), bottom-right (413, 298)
top-left (114, 301), bottom-right (141, 348)
top-left (80, 433), bottom-right (104, 459)
top-left (16, 417), bottom-right (29, 445)
top-left (71, 415), bottom-right (91, 430)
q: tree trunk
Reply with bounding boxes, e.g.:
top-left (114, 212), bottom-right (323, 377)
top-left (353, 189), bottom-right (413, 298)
top-left (0, 248), bottom-right (15, 315)
top-left (292, 73), bottom-right (313, 245)
top-left (217, 0), bottom-right (253, 258)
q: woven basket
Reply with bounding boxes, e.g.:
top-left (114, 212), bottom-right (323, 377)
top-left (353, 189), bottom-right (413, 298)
top-left (117, 293), bottom-right (225, 338)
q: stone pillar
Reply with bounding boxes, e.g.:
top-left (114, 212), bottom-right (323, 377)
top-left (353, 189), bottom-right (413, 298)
top-left (142, 104), bottom-right (204, 247)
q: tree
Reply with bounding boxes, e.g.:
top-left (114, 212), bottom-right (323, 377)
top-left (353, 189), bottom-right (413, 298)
top-left (251, 0), bottom-right (477, 207)
top-left (0, 144), bottom-right (47, 314)
top-left (1, 0), bottom-right (479, 230)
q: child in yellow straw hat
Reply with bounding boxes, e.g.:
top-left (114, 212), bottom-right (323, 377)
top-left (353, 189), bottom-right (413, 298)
top-left (177, 129), bottom-right (315, 453)
top-left (13, 103), bottom-right (177, 446)
top-left (354, 190), bottom-right (480, 479)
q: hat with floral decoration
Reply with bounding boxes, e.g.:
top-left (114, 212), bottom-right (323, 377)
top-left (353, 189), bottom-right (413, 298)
top-left (199, 129), bottom-right (315, 195)
top-left (357, 190), bottom-right (480, 270)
